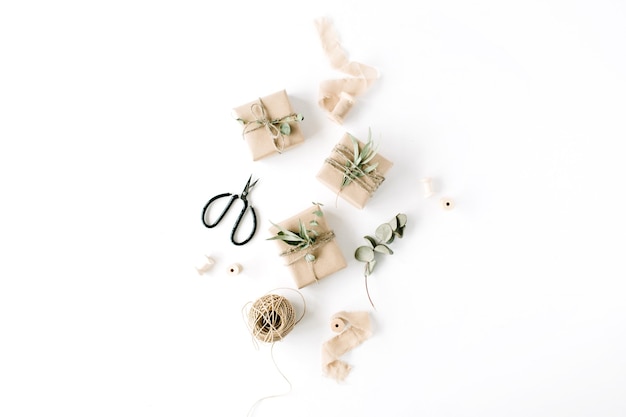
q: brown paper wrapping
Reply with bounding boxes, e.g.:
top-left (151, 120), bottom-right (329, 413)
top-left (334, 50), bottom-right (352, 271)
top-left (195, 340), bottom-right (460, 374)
top-left (269, 205), bottom-right (346, 289)
top-left (232, 89), bottom-right (305, 161)
top-left (316, 132), bottom-right (393, 209)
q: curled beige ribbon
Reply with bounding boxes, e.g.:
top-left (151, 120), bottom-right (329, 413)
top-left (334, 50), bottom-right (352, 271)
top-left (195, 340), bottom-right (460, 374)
top-left (241, 99), bottom-right (301, 153)
top-left (321, 311), bottom-right (372, 381)
top-left (314, 17), bottom-right (379, 124)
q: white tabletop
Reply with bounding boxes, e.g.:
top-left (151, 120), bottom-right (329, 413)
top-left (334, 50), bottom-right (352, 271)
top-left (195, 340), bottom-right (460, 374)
top-left (1, 1), bottom-right (625, 416)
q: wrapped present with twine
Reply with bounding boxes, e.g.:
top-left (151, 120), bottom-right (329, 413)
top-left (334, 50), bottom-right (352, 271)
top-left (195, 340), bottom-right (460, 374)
top-left (233, 89), bottom-right (304, 161)
top-left (268, 204), bottom-right (346, 289)
top-left (316, 130), bottom-right (393, 209)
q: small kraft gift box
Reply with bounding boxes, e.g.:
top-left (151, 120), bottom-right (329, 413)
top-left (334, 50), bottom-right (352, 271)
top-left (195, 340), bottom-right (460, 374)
top-left (316, 130), bottom-right (393, 209)
top-left (268, 204), bottom-right (346, 289)
top-left (233, 89), bottom-right (304, 161)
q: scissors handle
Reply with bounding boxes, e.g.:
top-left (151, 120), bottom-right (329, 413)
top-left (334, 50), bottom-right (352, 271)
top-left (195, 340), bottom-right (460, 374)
top-left (202, 193), bottom-right (236, 228)
top-left (201, 192), bottom-right (257, 245)
top-left (231, 203), bottom-right (257, 246)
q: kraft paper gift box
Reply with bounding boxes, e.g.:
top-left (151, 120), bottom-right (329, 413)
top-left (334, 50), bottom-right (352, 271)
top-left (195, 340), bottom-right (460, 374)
top-left (316, 132), bottom-right (393, 209)
top-left (268, 204), bottom-right (346, 289)
top-left (232, 89), bottom-right (304, 161)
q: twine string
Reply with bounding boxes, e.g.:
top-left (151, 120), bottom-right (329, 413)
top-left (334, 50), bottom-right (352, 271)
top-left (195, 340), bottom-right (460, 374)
top-left (279, 231), bottom-right (336, 283)
top-left (241, 99), bottom-right (300, 153)
top-left (245, 343), bottom-right (292, 417)
top-left (243, 289), bottom-right (306, 416)
top-left (324, 143), bottom-right (385, 196)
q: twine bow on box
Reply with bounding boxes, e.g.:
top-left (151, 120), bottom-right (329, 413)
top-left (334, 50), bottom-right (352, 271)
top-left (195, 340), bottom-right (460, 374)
top-left (238, 99), bottom-right (303, 154)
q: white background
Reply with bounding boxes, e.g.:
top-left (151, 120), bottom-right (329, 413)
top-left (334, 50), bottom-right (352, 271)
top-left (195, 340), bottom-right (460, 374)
top-left (1, 1), bottom-right (625, 416)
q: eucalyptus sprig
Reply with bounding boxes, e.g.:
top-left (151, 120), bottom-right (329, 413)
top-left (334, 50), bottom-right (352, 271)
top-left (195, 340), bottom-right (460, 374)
top-left (341, 128), bottom-right (379, 190)
top-left (354, 213), bottom-right (407, 309)
top-left (267, 203), bottom-right (324, 263)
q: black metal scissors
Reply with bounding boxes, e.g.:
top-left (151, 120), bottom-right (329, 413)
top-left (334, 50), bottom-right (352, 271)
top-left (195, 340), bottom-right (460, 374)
top-left (202, 175), bottom-right (259, 246)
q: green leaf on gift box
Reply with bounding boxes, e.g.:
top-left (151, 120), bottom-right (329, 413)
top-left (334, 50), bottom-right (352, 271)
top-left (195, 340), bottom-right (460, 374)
top-left (280, 122), bottom-right (291, 136)
top-left (363, 162), bottom-right (379, 174)
top-left (296, 114), bottom-right (304, 121)
top-left (304, 253), bottom-right (316, 263)
top-left (352, 134), bottom-right (361, 165)
top-left (267, 221), bottom-right (308, 247)
top-left (340, 128), bottom-right (380, 190)
top-left (268, 205), bottom-right (327, 254)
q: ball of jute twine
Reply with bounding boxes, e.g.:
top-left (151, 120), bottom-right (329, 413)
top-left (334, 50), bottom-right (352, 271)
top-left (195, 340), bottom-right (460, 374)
top-left (247, 293), bottom-right (297, 343)
top-left (243, 289), bottom-right (306, 417)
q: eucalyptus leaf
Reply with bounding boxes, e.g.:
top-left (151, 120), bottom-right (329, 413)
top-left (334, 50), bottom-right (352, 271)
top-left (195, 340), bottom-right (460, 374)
top-left (354, 213), bottom-right (408, 309)
top-left (298, 219), bottom-right (306, 238)
top-left (313, 210), bottom-right (323, 217)
top-left (374, 244), bottom-right (394, 255)
top-left (389, 217), bottom-right (398, 231)
top-left (375, 223), bottom-right (393, 242)
top-left (363, 162), bottom-right (378, 173)
top-left (351, 134), bottom-right (360, 165)
top-left (340, 130), bottom-right (379, 192)
top-left (367, 259), bottom-right (377, 275)
top-left (360, 140), bottom-right (371, 162)
top-left (355, 246), bottom-right (375, 262)
top-left (280, 123), bottom-right (291, 136)
top-left (304, 253), bottom-right (316, 263)
top-left (309, 220), bottom-right (319, 227)
top-left (363, 235), bottom-right (377, 248)
top-left (267, 214), bottom-right (320, 249)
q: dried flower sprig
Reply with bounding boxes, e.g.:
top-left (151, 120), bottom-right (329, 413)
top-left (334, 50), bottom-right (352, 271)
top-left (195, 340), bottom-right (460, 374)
top-left (354, 213), bottom-right (407, 309)
top-left (340, 128), bottom-right (379, 190)
top-left (267, 203), bottom-right (324, 263)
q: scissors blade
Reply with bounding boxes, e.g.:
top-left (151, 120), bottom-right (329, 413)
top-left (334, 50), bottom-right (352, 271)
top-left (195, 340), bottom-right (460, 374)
top-left (241, 175), bottom-right (258, 196)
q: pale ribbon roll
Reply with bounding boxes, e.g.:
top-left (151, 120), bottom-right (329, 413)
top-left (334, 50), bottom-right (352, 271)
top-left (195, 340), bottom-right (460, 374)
top-left (314, 17), bottom-right (379, 124)
top-left (321, 311), bottom-right (372, 381)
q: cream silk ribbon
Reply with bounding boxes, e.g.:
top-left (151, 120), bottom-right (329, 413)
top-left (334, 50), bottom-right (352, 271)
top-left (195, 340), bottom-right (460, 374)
top-left (321, 311), bottom-right (372, 381)
top-left (314, 17), bottom-right (379, 124)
